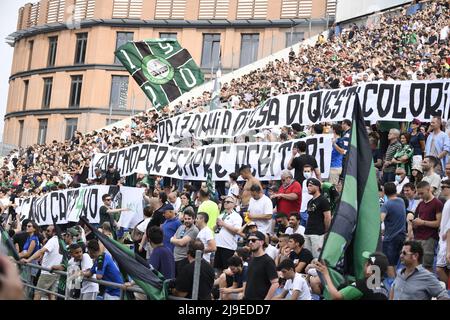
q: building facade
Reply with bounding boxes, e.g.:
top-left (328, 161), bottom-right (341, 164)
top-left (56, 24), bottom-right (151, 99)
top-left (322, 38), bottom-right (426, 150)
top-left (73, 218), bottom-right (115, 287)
top-left (4, 0), bottom-right (336, 146)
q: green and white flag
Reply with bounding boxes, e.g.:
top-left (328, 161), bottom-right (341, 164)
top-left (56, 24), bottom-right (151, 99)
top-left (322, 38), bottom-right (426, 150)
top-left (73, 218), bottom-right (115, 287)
top-left (115, 39), bottom-right (205, 111)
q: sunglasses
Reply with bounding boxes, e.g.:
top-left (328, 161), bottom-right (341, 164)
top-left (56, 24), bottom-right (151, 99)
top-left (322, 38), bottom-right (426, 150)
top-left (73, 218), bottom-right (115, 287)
top-left (401, 251), bottom-right (414, 256)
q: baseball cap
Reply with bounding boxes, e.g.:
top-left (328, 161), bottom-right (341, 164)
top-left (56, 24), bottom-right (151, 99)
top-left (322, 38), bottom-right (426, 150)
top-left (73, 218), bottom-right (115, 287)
top-left (307, 178), bottom-right (322, 188)
top-left (161, 203), bottom-right (175, 211)
top-left (66, 227), bottom-right (80, 237)
top-left (362, 251), bottom-right (389, 275)
top-left (248, 231), bottom-right (265, 241)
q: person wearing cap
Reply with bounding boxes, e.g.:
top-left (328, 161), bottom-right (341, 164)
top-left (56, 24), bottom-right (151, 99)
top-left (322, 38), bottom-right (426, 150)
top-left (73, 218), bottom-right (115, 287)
top-left (272, 258), bottom-right (312, 300)
top-left (215, 196), bottom-right (243, 272)
top-left (171, 209), bottom-right (199, 276)
top-left (436, 179), bottom-right (450, 285)
top-left (304, 178), bottom-right (331, 259)
top-left (244, 231), bottom-right (279, 300)
top-left (314, 251), bottom-right (389, 300)
top-left (161, 203), bottom-right (181, 253)
top-left (271, 170), bottom-right (301, 218)
top-left (391, 240), bottom-right (449, 300)
top-left (248, 184), bottom-right (274, 235)
top-left (409, 118), bottom-right (425, 168)
top-left (425, 116), bottom-right (450, 173)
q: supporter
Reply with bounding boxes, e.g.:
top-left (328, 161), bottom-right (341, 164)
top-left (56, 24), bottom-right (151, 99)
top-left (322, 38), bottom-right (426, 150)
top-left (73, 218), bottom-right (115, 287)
top-left (329, 124), bottom-right (346, 185)
top-left (227, 172), bottom-right (240, 200)
top-left (168, 192), bottom-right (181, 214)
top-left (394, 167), bottom-right (410, 195)
top-left (195, 212), bottom-right (216, 264)
top-left (382, 129), bottom-right (402, 183)
top-left (18, 221), bottom-right (40, 261)
top-left (99, 194), bottom-right (130, 232)
top-left (380, 182), bottom-right (407, 278)
top-left (273, 212), bottom-right (288, 236)
top-left (287, 233), bottom-right (313, 273)
top-left (105, 164), bottom-right (121, 186)
top-left (425, 116), bottom-right (450, 172)
top-left (436, 179), bottom-right (450, 286)
top-left (67, 243), bottom-right (99, 300)
top-left (248, 184), bottom-right (274, 234)
top-left (148, 192), bottom-right (169, 227)
top-left (197, 189), bottom-right (220, 231)
top-left (147, 226), bottom-right (175, 279)
top-left (285, 213), bottom-right (305, 236)
top-left (392, 133), bottom-right (414, 175)
top-left (273, 259), bottom-right (312, 300)
top-left (299, 164), bottom-right (314, 227)
top-left (218, 255), bottom-right (248, 300)
top-left (391, 241), bottom-right (449, 300)
top-left (161, 203), bottom-right (181, 253)
top-left (244, 231), bottom-right (279, 300)
top-left (171, 209), bottom-right (199, 276)
top-left (443, 162), bottom-right (450, 182)
top-left (421, 156), bottom-right (442, 196)
top-left (413, 181), bottom-right (442, 272)
top-left (402, 183), bottom-right (419, 213)
top-left (271, 170), bottom-right (301, 217)
top-left (274, 233), bottom-right (291, 266)
top-left (178, 192), bottom-right (195, 221)
top-left (288, 141), bottom-right (321, 185)
top-left (264, 233), bottom-right (278, 261)
top-left (239, 165), bottom-right (263, 215)
top-left (304, 178), bottom-right (331, 258)
top-left (214, 196), bottom-right (242, 272)
top-left (409, 118), bottom-right (425, 167)
top-left (411, 164), bottom-right (424, 188)
top-left (171, 239), bottom-right (215, 300)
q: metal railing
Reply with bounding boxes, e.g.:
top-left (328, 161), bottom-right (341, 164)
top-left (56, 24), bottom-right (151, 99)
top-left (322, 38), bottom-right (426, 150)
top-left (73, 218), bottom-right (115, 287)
top-left (13, 252), bottom-right (204, 301)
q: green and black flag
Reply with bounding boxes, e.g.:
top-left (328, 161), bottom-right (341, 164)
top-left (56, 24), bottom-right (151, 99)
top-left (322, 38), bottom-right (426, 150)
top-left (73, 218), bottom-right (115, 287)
top-left (80, 217), bottom-right (167, 300)
top-left (319, 96), bottom-right (381, 298)
top-left (115, 39), bottom-right (204, 111)
top-left (0, 223), bottom-right (20, 261)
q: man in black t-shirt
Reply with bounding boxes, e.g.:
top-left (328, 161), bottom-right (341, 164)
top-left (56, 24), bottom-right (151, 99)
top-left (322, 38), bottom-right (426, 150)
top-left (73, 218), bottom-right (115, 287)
top-left (288, 234), bottom-right (313, 273)
top-left (98, 194), bottom-right (130, 235)
top-left (105, 164), bottom-right (121, 185)
top-left (288, 141), bottom-right (321, 185)
top-left (244, 231), bottom-right (279, 300)
top-left (172, 239), bottom-right (215, 300)
top-left (314, 251), bottom-right (389, 300)
top-left (304, 178), bottom-right (331, 259)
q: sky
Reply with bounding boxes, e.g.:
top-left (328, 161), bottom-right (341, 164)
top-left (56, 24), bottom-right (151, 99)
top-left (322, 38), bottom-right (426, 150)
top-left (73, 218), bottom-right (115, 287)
top-left (0, 0), bottom-right (31, 143)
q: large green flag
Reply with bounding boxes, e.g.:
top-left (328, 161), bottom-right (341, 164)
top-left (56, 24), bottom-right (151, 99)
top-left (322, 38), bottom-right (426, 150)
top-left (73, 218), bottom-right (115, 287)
top-left (0, 223), bottom-right (20, 261)
top-left (319, 96), bottom-right (381, 298)
top-left (115, 39), bottom-right (205, 111)
top-left (80, 217), bottom-right (168, 300)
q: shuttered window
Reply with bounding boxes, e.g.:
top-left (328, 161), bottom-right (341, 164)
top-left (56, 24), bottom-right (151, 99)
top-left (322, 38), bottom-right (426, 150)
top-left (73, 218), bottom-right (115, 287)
top-left (74, 0), bottom-right (96, 20)
top-left (113, 0), bottom-right (143, 19)
top-left (281, 0), bottom-right (312, 19)
top-left (155, 0), bottom-right (187, 19)
top-left (47, 0), bottom-right (65, 24)
top-left (236, 0), bottom-right (268, 19)
top-left (198, 0), bottom-right (229, 19)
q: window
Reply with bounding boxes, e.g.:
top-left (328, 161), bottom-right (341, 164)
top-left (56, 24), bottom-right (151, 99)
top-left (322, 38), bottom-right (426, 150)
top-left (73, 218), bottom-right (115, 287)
top-left (110, 76), bottom-right (129, 109)
top-left (201, 34), bottom-right (221, 69)
top-left (23, 80), bottom-right (29, 111)
top-left (42, 78), bottom-right (53, 109)
top-left (236, 0), bottom-right (268, 19)
top-left (159, 33), bottom-right (177, 39)
top-left (18, 120), bottom-right (24, 147)
top-left (240, 34), bottom-right (259, 67)
top-left (155, 0), bottom-right (186, 19)
top-left (65, 118), bottom-right (78, 140)
top-left (106, 118), bottom-right (120, 125)
top-left (286, 32), bottom-right (304, 47)
top-left (37, 119), bottom-right (48, 145)
top-left (47, 36), bottom-right (58, 67)
top-left (69, 75), bottom-right (83, 108)
top-left (198, 0), bottom-right (229, 19)
top-left (27, 40), bottom-right (34, 70)
top-left (115, 32), bottom-right (134, 64)
top-left (74, 33), bottom-right (88, 64)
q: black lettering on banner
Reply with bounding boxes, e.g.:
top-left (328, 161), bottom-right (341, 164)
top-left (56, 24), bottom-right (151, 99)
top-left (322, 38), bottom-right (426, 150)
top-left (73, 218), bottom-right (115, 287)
top-left (50, 193), bottom-right (59, 221)
top-left (115, 150), bottom-right (126, 174)
top-left (136, 144), bottom-right (150, 171)
top-left (331, 89), bottom-right (347, 119)
top-left (308, 91), bottom-right (321, 123)
top-left (443, 82), bottom-right (450, 121)
top-left (78, 189), bottom-right (90, 220)
top-left (258, 145), bottom-right (272, 177)
top-left (319, 137), bottom-right (325, 174)
top-left (267, 99), bottom-right (280, 127)
top-left (59, 193), bottom-right (67, 220)
top-left (164, 119), bottom-right (173, 145)
top-left (425, 82), bottom-right (443, 118)
top-left (362, 84), bottom-right (378, 117)
top-left (183, 150), bottom-right (196, 177)
top-left (191, 114), bottom-right (202, 138)
top-left (128, 145), bottom-right (141, 173)
top-left (95, 155), bottom-right (107, 172)
top-left (343, 87), bottom-right (359, 119)
top-left (234, 145), bottom-right (248, 173)
top-left (377, 84), bottom-right (394, 118)
top-left (67, 190), bottom-right (79, 215)
top-left (254, 103), bottom-right (267, 128)
top-left (392, 84), bottom-right (406, 119)
top-left (179, 115), bottom-right (191, 141)
top-left (108, 151), bottom-right (118, 171)
top-left (278, 142), bottom-right (292, 170)
top-left (232, 111), bottom-right (250, 136)
top-left (202, 147), bottom-right (216, 178)
top-left (37, 197), bottom-right (47, 224)
top-left (409, 83), bottom-right (425, 117)
top-left (221, 110), bottom-right (232, 136)
top-left (122, 148), bottom-right (132, 176)
top-left (154, 146), bottom-right (169, 173)
top-left (191, 149), bottom-right (204, 177)
top-left (89, 188), bottom-right (98, 220)
top-left (173, 116), bottom-right (181, 141)
top-left (166, 149), bottom-right (180, 176)
top-left (209, 112), bottom-right (220, 137)
top-left (146, 144), bottom-right (158, 172)
top-left (286, 94), bottom-right (301, 125)
top-left (157, 120), bottom-right (165, 143)
top-left (199, 113), bottom-right (210, 139)
top-left (306, 138), bottom-right (318, 159)
top-left (322, 91), bottom-right (334, 120)
top-left (177, 149), bottom-right (191, 177)
top-left (213, 111), bottom-right (221, 136)
top-left (215, 146), bottom-right (230, 178)
top-left (245, 144), bottom-right (259, 177)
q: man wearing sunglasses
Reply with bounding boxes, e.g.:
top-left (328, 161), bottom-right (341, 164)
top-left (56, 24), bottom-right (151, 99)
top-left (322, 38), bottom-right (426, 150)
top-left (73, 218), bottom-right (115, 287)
top-left (390, 240), bottom-right (449, 300)
top-left (244, 231), bottom-right (279, 300)
top-left (99, 194), bottom-right (130, 231)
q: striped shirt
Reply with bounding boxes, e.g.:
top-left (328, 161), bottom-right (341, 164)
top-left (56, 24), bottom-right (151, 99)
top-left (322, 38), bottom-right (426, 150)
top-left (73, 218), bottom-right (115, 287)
top-left (383, 141), bottom-right (402, 173)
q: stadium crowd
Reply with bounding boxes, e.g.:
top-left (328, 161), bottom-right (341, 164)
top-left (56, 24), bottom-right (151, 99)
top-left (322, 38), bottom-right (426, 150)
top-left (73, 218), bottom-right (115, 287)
top-left (1, 0), bottom-right (450, 300)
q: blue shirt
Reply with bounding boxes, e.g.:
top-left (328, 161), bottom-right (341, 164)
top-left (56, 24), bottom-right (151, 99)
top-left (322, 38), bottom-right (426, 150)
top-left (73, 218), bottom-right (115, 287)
top-left (90, 253), bottom-right (124, 296)
top-left (331, 137), bottom-right (344, 168)
top-left (162, 217), bottom-right (182, 253)
top-left (149, 246), bottom-right (176, 279)
top-left (23, 235), bottom-right (40, 256)
top-left (380, 198), bottom-right (407, 241)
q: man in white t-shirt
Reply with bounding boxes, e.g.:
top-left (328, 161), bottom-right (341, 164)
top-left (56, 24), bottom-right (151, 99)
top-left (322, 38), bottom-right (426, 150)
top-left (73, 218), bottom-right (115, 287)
top-left (300, 165), bottom-right (314, 227)
top-left (436, 179), bottom-right (450, 285)
top-left (248, 184), bottom-right (274, 234)
top-left (214, 197), bottom-right (243, 272)
top-left (285, 213), bottom-right (305, 236)
top-left (68, 243), bottom-right (99, 300)
top-left (23, 226), bottom-right (62, 300)
top-left (195, 212), bottom-right (216, 264)
top-left (168, 192), bottom-right (182, 213)
top-left (273, 259), bottom-right (312, 300)
top-left (227, 172), bottom-right (240, 199)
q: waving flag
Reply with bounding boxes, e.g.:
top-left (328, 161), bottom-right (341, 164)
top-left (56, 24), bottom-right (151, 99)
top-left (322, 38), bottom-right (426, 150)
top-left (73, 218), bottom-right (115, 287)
top-left (0, 224), bottom-right (20, 261)
top-left (80, 217), bottom-right (167, 300)
top-left (115, 39), bottom-right (204, 111)
top-left (319, 96), bottom-right (381, 298)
